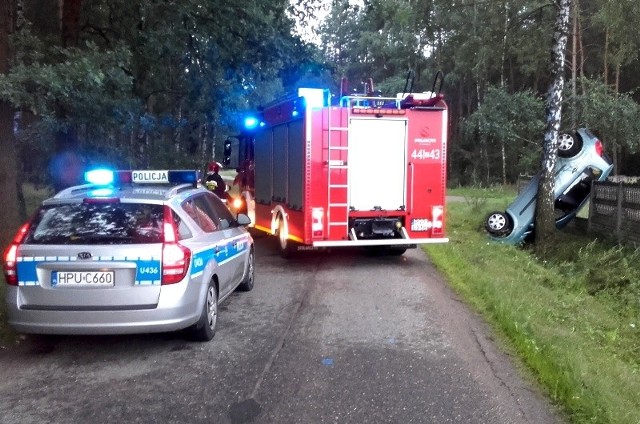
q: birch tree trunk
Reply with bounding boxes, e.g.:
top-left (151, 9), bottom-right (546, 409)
top-left (535, 0), bottom-right (572, 250)
top-left (570, 0), bottom-right (578, 128)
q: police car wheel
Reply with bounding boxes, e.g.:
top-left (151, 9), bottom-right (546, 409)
top-left (190, 280), bottom-right (218, 341)
top-left (237, 249), bottom-right (255, 292)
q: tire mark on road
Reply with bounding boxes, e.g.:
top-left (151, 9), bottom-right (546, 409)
top-left (249, 258), bottom-right (322, 400)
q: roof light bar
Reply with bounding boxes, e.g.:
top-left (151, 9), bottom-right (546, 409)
top-left (298, 88), bottom-right (328, 109)
top-left (244, 116), bottom-right (259, 129)
top-left (84, 169), bottom-right (200, 186)
top-left (85, 169), bottom-right (115, 185)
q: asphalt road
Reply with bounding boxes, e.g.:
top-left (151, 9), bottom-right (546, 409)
top-left (0, 232), bottom-right (562, 424)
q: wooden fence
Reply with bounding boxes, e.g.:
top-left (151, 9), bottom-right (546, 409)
top-left (587, 182), bottom-right (640, 245)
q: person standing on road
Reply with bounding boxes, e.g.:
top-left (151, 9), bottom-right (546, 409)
top-left (205, 161), bottom-right (227, 199)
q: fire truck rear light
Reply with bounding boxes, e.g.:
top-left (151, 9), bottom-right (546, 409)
top-left (432, 206), bottom-right (444, 235)
top-left (312, 208), bottom-right (324, 237)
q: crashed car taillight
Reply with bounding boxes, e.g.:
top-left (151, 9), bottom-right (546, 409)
top-left (595, 139), bottom-right (604, 157)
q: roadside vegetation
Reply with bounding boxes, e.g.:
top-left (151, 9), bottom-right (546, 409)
top-left (427, 187), bottom-right (640, 424)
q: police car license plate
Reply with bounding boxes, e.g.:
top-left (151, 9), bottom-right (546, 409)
top-left (52, 271), bottom-right (115, 287)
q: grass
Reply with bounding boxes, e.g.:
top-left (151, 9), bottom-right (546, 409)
top-left (426, 188), bottom-right (640, 424)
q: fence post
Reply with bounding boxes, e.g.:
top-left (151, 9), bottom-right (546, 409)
top-left (616, 182), bottom-right (624, 243)
top-left (587, 181), bottom-right (594, 234)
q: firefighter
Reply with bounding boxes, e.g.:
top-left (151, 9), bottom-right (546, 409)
top-left (205, 161), bottom-right (227, 199)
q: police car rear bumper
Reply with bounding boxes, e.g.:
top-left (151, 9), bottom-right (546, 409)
top-left (4, 284), bottom-right (205, 335)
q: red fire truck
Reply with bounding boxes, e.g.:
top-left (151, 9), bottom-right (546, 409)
top-left (224, 78), bottom-right (449, 256)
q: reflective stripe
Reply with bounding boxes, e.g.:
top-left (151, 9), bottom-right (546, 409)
top-left (15, 256), bottom-right (162, 286)
top-left (190, 235), bottom-right (251, 273)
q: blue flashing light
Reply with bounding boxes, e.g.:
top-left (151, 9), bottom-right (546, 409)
top-left (167, 170), bottom-right (199, 184)
top-left (88, 188), bottom-right (116, 197)
top-left (244, 116), bottom-right (259, 129)
top-left (85, 169), bottom-right (115, 186)
top-left (298, 88), bottom-right (328, 109)
top-left (292, 110), bottom-right (299, 117)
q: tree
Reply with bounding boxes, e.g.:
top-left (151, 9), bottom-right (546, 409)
top-left (461, 86), bottom-right (543, 185)
top-left (535, 0), bottom-right (572, 250)
top-left (0, 0), bottom-right (22, 250)
top-left (565, 77), bottom-right (640, 172)
top-left (0, 0), bottom-right (324, 185)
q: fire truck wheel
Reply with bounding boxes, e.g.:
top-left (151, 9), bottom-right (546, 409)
top-left (277, 215), bottom-right (295, 258)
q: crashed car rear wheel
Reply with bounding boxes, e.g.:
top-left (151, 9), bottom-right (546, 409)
top-left (485, 211), bottom-right (513, 237)
top-left (558, 132), bottom-right (583, 158)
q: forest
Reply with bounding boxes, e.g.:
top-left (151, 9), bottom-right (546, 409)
top-left (1, 0), bottom-right (640, 244)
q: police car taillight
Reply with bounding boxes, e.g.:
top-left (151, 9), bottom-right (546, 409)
top-left (161, 206), bottom-right (191, 285)
top-left (3, 222), bottom-right (31, 286)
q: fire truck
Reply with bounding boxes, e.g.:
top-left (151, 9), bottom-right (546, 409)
top-left (224, 76), bottom-right (449, 256)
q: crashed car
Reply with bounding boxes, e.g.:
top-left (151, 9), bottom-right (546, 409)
top-left (485, 128), bottom-right (614, 244)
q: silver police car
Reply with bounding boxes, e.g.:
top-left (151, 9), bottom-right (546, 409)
top-left (2, 169), bottom-right (254, 341)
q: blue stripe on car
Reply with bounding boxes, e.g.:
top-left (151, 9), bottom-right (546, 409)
top-left (15, 256), bottom-right (162, 286)
top-left (190, 235), bottom-right (250, 277)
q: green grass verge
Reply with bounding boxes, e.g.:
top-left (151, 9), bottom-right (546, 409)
top-left (427, 190), bottom-right (640, 423)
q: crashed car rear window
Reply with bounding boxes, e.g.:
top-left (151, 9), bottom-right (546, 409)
top-left (25, 203), bottom-right (165, 245)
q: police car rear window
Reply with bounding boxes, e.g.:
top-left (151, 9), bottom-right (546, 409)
top-left (25, 203), bottom-right (165, 245)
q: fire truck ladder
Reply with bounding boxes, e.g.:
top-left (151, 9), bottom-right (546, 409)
top-left (325, 107), bottom-right (350, 238)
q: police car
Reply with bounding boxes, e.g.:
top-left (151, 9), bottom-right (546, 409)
top-left (2, 169), bottom-right (254, 341)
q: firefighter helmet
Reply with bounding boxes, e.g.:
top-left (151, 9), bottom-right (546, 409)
top-left (207, 161), bottom-right (221, 173)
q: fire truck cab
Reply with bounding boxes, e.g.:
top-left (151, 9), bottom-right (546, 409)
top-left (224, 80), bottom-right (449, 257)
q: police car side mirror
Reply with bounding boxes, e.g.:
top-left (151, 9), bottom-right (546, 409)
top-left (236, 213), bottom-right (251, 226)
